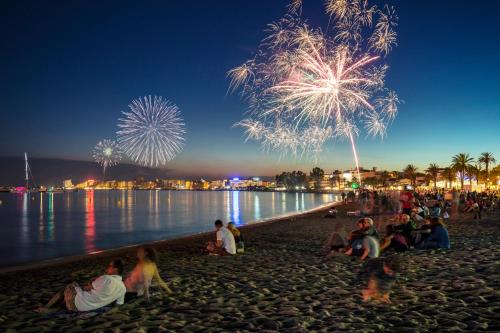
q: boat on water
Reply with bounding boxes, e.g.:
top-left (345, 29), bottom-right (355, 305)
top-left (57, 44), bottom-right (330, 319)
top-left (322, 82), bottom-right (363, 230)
top-left (12, 153), bottom-right (36, 193)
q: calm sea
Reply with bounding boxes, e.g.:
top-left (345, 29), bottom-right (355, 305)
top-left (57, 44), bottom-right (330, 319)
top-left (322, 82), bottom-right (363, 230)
top-left (0, 190), bottom-right (339, 267)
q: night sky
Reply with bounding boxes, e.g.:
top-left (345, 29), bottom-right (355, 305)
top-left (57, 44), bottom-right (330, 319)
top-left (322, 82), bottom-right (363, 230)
top-left (1, 0), bottom-right (499, 178)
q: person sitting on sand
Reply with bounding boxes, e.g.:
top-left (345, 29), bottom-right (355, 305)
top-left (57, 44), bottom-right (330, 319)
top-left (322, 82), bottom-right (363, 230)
top-left (412, 202), bottom-right (425, 222)
top-left (124, 246), bottom-right (172, 301)
top-left (323, 228), bottom-right (348, 256)
top-left (431, 202), bottom-right (441, 218)
top-left (37, 259), bottom-right (126, 313)
top-left (394, 214), bottom-right (416, 244)
top-left (380, 224), bottom-right (408, 252)
top-left (206, 220), bottom-right (236, 255)
top-left (227, 222), bottom-right (244, 253)
top-left (324, 207), bottom-right (338, 218)
top-left (359, 256), bottom-right (402, 303)
top-left (345, 235), bottom-right (380, 260)
top-left (363, 217), bottom-right (380, 239)
top-left (411, 219), bottom-right (432, 246)
top-left (416, 217), bottom-right (450, 250)
top-left (346, 219), bottom-right (379, 260)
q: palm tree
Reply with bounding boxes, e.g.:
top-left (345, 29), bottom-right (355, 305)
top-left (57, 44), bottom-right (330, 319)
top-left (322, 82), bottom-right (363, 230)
top-left (403, 164), bottom-right (418, 187)
top-left (451, 153), bottom-right (474, 189)
top-left (442, 167), bottom-right (455, 189)
top-left (478, 152), bottom-right (496, 186)
top-left (426, 163), bottom-right (440, 190)
top-left (466, 165), bottom-right (477, 188)
top-left (309, 167), bottom-right (325, 190)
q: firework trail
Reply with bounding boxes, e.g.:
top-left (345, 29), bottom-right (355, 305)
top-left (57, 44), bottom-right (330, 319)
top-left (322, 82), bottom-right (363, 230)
top-left (93, 139), bottom-right (123, 179)
top-left (229, 0), bottom-right (400, 184)
top-left (117, 96), bottom-right (186, 168)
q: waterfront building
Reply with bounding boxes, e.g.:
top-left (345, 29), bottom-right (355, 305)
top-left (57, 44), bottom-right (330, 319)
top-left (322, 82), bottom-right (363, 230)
top-left (63, 179), bottom-right (74, 189)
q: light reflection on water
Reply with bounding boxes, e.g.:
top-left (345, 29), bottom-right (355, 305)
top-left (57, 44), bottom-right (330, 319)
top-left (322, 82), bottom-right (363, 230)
top-left (0, 190), bottom-right (338, 266)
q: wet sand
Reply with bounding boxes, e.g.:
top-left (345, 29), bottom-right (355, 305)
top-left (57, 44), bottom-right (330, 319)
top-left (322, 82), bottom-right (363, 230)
top-left (0, 202), bottom-right (499, 332)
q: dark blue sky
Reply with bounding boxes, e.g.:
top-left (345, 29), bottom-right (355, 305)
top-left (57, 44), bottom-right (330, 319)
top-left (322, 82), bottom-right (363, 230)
top-left (1, 0), bottom-right (499, 178)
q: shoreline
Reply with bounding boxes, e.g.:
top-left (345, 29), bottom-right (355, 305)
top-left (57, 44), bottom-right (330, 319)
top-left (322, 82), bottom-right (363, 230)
top-left (0, 200), bottom-right (341, 275)
top-left (0, 202), bottom-right (499, 332)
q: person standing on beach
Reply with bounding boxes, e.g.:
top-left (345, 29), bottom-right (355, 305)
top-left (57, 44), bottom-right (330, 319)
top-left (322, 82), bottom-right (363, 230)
top-left (37, 259), bottom-right (126, 313)
top-left (206, 220), bottom-right (236, 255)
top-left (400, 189), bottom-right (414, 215)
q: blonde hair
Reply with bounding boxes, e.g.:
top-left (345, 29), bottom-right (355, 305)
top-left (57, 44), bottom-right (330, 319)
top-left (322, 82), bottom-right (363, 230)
top-left (227, 222), bottom-right (241, 237)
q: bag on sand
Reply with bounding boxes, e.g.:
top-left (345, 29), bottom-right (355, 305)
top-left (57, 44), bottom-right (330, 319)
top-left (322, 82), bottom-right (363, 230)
top-left (237, 241), bottom-right (245, 254)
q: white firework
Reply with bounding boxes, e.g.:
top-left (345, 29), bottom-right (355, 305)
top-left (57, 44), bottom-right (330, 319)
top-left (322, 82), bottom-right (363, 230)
top-left (117, 96), bottom-right (186, 167)
top-left (93, 139), bottom-right (123, 176)
top-left (93, 139), bottom-right (122, 168)
top-left (228, 0), bottom-right (400, 169)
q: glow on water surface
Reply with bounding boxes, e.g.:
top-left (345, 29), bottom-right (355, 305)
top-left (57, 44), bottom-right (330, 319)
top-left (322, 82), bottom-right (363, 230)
top-left (0, 190), bottom-right (339, 267)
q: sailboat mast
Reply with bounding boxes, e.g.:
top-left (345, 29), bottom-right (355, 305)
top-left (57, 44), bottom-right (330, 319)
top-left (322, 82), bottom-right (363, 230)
top-left (25, 152), bottom-right (29, 190)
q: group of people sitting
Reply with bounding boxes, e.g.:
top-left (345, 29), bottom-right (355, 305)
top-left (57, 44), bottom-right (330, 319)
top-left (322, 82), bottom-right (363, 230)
top-left (206, 220), bottom-right (245, 255)
top-left (324, 209), bottom-right (451, 260)
top-left (37, 246), bottom-right (171, 313)
top-left (38, 219), bottom-right (245, 314)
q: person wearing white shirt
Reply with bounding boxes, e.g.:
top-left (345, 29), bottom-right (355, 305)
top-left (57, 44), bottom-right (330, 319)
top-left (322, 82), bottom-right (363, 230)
top-left (206, 220), bottom-right (236, 255)
top-left (37, 259), bottom-right (127, 312)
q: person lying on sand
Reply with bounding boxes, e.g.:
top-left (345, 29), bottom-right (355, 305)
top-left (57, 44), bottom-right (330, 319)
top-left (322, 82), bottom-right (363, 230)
top-left (124, 246), bottom-right (172, 302)
top-left (359, 256), bottom-right (402, 304)
top-left (37, 259), bottom-right (126, 313)
top-left (206, 220), bottom-right (236, 255)
top-left (324, 207), bottom-right (338, 218)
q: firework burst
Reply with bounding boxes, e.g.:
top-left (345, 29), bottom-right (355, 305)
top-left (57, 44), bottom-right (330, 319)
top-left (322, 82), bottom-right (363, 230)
top-left (117, 96), bottom-right (186, 167)
top-left (229, 0), bottom-right (400, 182)
top-left (93, 139), bottom-right (123, 178)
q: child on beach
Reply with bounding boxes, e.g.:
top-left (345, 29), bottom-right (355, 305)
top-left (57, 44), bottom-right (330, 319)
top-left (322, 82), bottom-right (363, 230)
top-left (124, 246), bottom-right (172, 302)
top-left (37, 259), bottom-right (126, 313)
top-left (359, 256), bottom-right (402, 303)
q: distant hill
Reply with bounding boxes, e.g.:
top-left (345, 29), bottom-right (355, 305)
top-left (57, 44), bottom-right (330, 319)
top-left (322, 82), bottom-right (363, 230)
top-left (0, 156), bottom-right (174, 187)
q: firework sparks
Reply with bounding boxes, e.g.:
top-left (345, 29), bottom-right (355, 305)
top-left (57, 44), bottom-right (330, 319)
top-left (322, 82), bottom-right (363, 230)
top-left (117, 96), bottom-right (186, 167)
top-left (228, 0), bottom-right (400, 179)
top-left (93, 139), bottom-right (123, 177)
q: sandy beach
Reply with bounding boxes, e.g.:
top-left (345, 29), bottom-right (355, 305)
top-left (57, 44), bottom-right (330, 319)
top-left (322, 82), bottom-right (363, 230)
top-left (0, 202), bottom-right (499, 332)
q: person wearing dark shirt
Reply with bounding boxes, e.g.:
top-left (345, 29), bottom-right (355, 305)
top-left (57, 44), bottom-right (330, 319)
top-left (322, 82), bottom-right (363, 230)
top-left (394, 214), bottom-right (416, 244)
top-left (416, 217), bottom-right (450, 250)
top-left (380, 224), bottom-right (408, 252)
